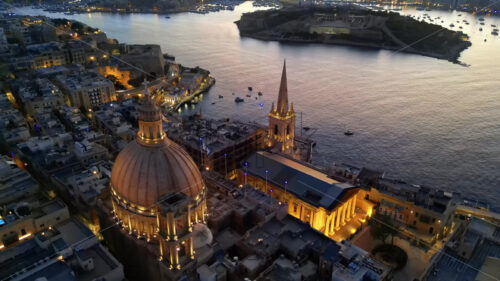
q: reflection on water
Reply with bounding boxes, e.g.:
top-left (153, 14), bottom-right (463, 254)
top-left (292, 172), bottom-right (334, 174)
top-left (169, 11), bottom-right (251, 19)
top-left (16, 3), bottom-right (500, 209)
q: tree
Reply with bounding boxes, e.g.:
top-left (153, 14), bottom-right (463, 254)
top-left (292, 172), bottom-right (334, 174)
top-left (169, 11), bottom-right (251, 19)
top-left (370, 213), bottom-right (398, 245)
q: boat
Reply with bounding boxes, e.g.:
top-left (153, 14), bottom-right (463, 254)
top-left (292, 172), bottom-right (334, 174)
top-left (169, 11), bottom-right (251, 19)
top-left (459, 26), bottom-right (463, 29)
top-left (246, 94), bottom-right (251, 97)
top-left (416, 7), bottom-right (424, 11)
top-left (165, 16), bottom-right (171, 19)
top-left (479, 28), bottom-right (483, 31)
top-left (492, 24), bottom-right (497, 27)
top-left (248, 86), bottom-right (253, 91)
top-left (484, 39), bottom-right (487, 42)
top-left (218, 95), bottom-right (223, 98)
top-left (492, 31), bottom-right (499, 36)
top-left (255, 97), bottom-right (258, 100)
top-left (211, 102), bottom-right (216, 104)
top-left (258, 92), bottom-right (263, 96)
top-left (232, 92), bottom-right (235, 95)
top-left (494, 28), bottom-right (499, 32)
top-left (480, 22), bottom-right (485, 25)
top-left (450, 24), bottom-right (455, 27)
top-left (235, 97), bottom-right (244, 103)
top-left (344, 130), bottom-right (354, 136)
top-left (303, 127), bottom-right (310, 131)
top-left (479, 18), bottom-right (485, 21)
top-left (458, 14), bottom-right (462, 16)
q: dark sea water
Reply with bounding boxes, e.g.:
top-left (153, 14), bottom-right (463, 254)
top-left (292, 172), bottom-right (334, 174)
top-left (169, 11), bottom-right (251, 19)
top-left (15, 3), bottom-right (500, 210)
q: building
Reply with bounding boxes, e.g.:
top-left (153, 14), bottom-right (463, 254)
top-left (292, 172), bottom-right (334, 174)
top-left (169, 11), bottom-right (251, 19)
top-left (356, 169), bottom-right (457, 244)
top-left (26, 42), bottom-right (67, 69)
top-left (267, 61), bottom-right (314, 163)
top-left (0, 218), bottom-right (125, 281)
top-left (0, 155), bottom-right (39, 206)
top-left (54, 71), bottom-right (116, 109)
top-left (0, 98), bottom-right (30, 147)
top-left (239, 151), bottom-right (372, 242)
top-left (121, 44), bottom-right (165, 76)
top-left (16, 78), bottom-right (64, 116)
top-left (0, 27), bottom-right (8, 54)
top-left (0, 198), bottom-right (70, 250)
top-left (92, 105), bottom-right (134, 140)
top-left (268, 60), bottom-right (296, 155)
top-left (424, 217), bottom-right (500, 281)
top-left (165, 115), bottom-right (266, 176)
top-left (204, 171), bottom-right (391, 281)
top-left (107, 82), bottom-right (207, 280)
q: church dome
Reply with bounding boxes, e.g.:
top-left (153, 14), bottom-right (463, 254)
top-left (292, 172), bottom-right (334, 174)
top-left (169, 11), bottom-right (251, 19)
top-left (111, 139), bottom-right (203, 208)
top-left (111, 82), bottom-right (203, 208)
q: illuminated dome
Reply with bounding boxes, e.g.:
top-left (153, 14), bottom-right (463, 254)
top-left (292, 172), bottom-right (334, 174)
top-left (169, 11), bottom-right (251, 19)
top-left (111, 84), bottom-right (203, 208)
top-left (110, 82), bottom-right (207, 253)
top-left (111, 139), bottom-right (203, 207)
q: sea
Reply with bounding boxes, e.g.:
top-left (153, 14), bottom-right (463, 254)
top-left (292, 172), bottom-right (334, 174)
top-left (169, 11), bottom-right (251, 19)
top-left (13, 3), bottom-right (500, 210)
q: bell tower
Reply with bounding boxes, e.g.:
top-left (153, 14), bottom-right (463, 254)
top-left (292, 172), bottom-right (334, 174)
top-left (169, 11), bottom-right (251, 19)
top-left (268, 60), bottom-right (295, 154)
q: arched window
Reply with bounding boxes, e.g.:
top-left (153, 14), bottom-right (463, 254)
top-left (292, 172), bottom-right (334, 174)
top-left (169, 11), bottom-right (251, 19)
top-left (274, 125), bottom-right (278, 135)
top-left (286, 125), bottom-right (290, 135)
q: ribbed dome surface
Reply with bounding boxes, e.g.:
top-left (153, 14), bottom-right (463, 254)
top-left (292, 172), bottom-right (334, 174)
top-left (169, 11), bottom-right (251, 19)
top-left (111, 139), bottom-right (203, 208)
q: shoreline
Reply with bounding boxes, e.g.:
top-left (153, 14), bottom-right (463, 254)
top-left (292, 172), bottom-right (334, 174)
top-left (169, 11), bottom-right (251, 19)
top-left (239, 33), bottom-right (471, 64)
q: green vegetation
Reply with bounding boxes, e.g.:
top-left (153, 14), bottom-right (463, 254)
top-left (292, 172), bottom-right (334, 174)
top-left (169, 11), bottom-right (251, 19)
top-left (370, 213), bottom-right (398, 245)
top-left (384, 11), bottom-right (467, 54)
top-left (236, 7), bottom-right (471, 63)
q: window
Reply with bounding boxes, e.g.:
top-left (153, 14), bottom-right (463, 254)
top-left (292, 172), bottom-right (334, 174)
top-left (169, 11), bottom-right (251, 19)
top-left (274, 125), bottom-right (278, 135)
top-left (429, 227), bottom-right (434, 234)
top-left (286, 125), bottom-right (290, 135)
top-left (40, 224), bottom-right (45, 228)
top-left (413, 221), bottom-right (416, 226)
top-left (21, 229), bottom-right (26, 235)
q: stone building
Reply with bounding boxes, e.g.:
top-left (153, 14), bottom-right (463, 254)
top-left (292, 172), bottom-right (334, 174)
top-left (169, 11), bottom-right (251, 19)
top-left (106, 82), bottom-right (208, 280)
top-left (54, 71), bottom-right (116, 110)
top-left (239, 151), bottom-right (370, 242)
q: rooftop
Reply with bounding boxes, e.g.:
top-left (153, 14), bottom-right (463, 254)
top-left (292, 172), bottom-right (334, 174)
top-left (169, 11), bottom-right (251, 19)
top-left (243, 151), bottom-right (355, 209)
top-left (55, 71), bottom-right (113, 91)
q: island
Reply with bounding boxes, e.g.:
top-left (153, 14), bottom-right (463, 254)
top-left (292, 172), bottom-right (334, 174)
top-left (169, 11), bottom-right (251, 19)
top-left (235, 6), bottom-right (472, 63)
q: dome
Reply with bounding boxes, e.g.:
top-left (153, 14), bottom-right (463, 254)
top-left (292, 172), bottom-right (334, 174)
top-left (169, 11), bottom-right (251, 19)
top-left (111, 139), bottom-right (204, 208)
top-left (111, 81), bottom-right (204, 208)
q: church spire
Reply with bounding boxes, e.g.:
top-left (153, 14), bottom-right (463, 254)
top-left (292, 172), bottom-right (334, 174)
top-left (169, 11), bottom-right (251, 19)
top-left (277, 60), bottom-right (289, 116)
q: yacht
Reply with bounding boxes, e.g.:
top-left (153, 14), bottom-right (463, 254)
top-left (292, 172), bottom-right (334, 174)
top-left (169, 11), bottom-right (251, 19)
top-left (235, 97), bottom-right (244, 103)
top-left (248, 86), bottom-right (253, 91)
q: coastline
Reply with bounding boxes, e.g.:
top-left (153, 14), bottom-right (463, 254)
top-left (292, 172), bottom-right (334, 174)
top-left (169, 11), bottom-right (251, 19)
top-left (239, 32), bottom-right (471, 64)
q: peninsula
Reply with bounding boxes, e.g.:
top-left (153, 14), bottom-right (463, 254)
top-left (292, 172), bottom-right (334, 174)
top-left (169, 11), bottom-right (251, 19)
top-left (235, 7), bottom-right (472, 63)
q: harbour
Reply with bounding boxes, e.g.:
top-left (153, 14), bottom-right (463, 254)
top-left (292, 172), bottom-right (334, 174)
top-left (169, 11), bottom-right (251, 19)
top-left (12, 3), bottom-right (500, 211)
